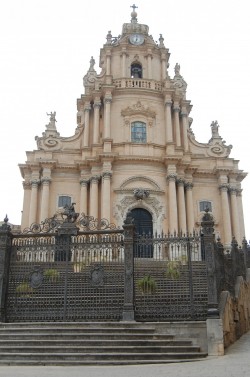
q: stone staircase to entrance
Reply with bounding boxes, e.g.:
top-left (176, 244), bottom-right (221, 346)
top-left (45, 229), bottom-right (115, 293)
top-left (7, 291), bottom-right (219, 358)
top-left (0, 322), bottom-right (207, 365)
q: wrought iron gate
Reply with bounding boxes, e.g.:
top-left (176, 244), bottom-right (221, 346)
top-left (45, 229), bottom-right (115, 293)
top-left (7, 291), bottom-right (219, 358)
top-left (134, 232), bottom-right (208, 321)
top-left (6, 230), bottom-right (124, 322)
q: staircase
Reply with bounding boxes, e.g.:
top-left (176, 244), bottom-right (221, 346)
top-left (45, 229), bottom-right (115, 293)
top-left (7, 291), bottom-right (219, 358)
top-left (0, 322), bottom-right (207, 365)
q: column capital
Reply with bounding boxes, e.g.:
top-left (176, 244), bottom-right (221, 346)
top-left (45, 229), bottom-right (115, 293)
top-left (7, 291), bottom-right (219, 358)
top-left (185, 181), bottom-right (194, 190)
top-left (236, 188), bottom-right (242, 196)
top-left (219, 183), bottom-right (229, 192)
top-left (30, 179), bottom-right (40, 187)
top-left (176, 178), bottom-right (185, 186)
top-left (90, 175), bottom-right (101, 184)
top-left (41, 177), bottom-right (51, 185)
top-left (93, 101), bottom-right (101, 109)
top-left (22, 181), bottom-right (31, 190)
top-left (229, 186), bottom-right (238, 195)
top-left (166, 173), bottom-right (177, 182)
top-left (173, 104), bottom-right (180, 112)
top-left (84, 104), bottom-right (91, 112)
top-left (104, 96), bottom-right (112, 104)
top-left (164, 100), bottom-right (172, 107)
top-left (102, 171), bottom-right (112, 180)
top-left (80, 178), bottom-right (89, 186)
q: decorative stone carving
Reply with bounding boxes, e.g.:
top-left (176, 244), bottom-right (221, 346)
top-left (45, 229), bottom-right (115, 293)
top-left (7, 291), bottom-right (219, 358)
top-left (166, 174), bottom-right (177, 183)
top-left (116, 195), bottom-right (163, 219)
top-left (41, 177), bottom-right (51, 186)
top-left (83, 56), bottom-right (97, 86)
top-left (207, 121), bottom-right (232, 157)
top-left (121, 101), bottom-right (156, 118)
top-left (46, 112), bottom-right (57, 130)
top-left (173, 63), bottom-right (187, 91)
top-left (133, 188), bottom-right (150, 200)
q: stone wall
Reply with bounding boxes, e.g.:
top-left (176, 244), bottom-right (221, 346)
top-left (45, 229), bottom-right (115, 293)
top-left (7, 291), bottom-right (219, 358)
top-left (219, 269), bottom-right (250, 348)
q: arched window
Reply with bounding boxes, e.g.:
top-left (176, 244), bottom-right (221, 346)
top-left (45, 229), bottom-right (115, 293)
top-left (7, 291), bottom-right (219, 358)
top-left (131, 63), bottom-right (142, 78)
top-left (199, 200), bottom-right (212, 212)
top-left (131, 121), bottom-right (147, 143)
top-left (58, 195), bottom-right (71, 208)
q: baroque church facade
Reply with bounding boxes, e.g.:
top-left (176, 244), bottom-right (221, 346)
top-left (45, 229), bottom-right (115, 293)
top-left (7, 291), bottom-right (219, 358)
top-left (19, 7), bottom-right (246, 247)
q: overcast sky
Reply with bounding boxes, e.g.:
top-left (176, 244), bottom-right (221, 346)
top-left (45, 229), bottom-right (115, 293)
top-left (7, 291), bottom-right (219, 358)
top-left (0, 0), bottom-right (249, 240)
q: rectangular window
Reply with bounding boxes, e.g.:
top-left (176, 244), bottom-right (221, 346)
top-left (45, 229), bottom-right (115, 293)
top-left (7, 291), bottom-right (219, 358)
top-left (58, 195), bottom-right (71, 208)
top-left (199, 201), bottom-right (212, 212)
top-left (131, 121), bottom-right (147, 143)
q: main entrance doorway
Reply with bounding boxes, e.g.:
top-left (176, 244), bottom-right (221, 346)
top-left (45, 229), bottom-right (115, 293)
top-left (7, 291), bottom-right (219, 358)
top-left (130, 208), bottom-right (153, 257)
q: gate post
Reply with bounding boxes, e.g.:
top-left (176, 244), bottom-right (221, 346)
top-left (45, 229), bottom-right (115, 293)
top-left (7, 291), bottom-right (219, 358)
top-left (201, 209), bottom-right (224, 356)
top-left (201, 209), bottom-right (219, 318)
top-left (0, 216), bottom-right (12, 322)
top-left (55, 222), bottom-right (78, 320)
top-left (122, 212), bottom-right (135, 321)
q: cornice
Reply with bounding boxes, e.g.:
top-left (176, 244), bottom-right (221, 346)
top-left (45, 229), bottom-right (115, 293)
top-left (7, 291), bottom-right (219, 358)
top-left (116, 155), bottom-right (163, 163)
top-left (114, 188), bottom-right (165, 195)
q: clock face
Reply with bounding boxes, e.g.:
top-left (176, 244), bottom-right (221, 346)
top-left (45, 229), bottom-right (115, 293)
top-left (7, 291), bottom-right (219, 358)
top-left (129, 34), bottom-right (144, 45)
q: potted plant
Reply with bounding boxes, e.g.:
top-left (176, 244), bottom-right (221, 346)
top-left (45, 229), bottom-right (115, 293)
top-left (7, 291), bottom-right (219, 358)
top-left (137, 275), bottom-right (157, 294)
top-left (166, 260), bottom-right (181, 279)
top-left (73, 261), bottom-right (87, 273)
top-left (16, 282), bottom-right (34, 297)
top-left (44, 268), bottom-right (60, 282)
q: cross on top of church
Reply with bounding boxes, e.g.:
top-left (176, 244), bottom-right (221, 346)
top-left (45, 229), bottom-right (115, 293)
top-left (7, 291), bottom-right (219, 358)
top-left (130, 4), bottom-right (138, 12)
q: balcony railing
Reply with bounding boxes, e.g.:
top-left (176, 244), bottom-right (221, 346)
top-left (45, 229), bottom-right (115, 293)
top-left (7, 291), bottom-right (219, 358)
top-left (114, 78), bottom-right (163, 92)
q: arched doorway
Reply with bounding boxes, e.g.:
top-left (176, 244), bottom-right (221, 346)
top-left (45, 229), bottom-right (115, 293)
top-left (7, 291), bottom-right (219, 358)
top-left (130, 208), bottom-right (153, 257)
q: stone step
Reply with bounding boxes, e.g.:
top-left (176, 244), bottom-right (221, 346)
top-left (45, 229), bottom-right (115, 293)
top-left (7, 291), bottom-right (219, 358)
top-left (0, 332), bottom-right (174, 340)
top-left (0, 322), bottom-right (207, 365)
top-left (0, 345), bottom-right (201, 353)
top-left (0, 351), bottom-right (207, 362)
top-left (0, 339), bottom-right (193, 347)
top-left (0, 357), bottom-right (207, 366)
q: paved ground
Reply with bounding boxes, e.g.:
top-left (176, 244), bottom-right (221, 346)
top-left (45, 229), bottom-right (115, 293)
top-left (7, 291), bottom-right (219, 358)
top-left (0, 331), bottom-right (249, 377)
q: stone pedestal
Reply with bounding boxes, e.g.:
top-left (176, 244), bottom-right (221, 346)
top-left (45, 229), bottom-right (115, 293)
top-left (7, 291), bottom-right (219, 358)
top-left (206, 318), bottom-right (224, 356)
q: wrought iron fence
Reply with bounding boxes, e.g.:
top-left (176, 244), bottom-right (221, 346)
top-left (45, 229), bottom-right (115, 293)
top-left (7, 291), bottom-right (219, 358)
top-left (6, 230), bottom-right (124, 322)
top-left (1, 209), bottom-right (249, 323)
top-left (134, 232), bottom-right (208, 321)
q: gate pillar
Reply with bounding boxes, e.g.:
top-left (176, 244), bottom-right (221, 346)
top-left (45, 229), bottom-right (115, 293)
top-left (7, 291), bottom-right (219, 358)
top-left (0, 216), bottom-right (12, 322)
top-left (122, 212), bottom-right (135, 321)
top-left (201, 209), bottom-right (219, 318)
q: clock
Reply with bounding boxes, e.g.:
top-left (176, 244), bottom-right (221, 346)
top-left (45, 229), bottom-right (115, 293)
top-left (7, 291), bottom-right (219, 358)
top-left (129, 34), bottom-right (144, 45)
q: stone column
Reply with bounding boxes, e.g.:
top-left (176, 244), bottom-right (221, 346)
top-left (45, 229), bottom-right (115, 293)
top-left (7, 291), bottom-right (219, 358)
top-left (219, 184), bottom-right (232, 246)
top-left (167, 174), bottom-right (178, 233)
top-left (161, 53), bottom-right (167, 80)
top-left (101, 172), bottom-right (112, 222)
top-left (236, 189), bottom-right (245, 241)
top-left (29, 179), bottom-right (40, 225)
top-left (147, 50), bottom-right (152, 78)
top-left (93, 100), bottom-right (101, 144)
top-left (89, 176), bottom-right (99, 219)
top-left (106, 52), bottom-right (111, 75)
top-left (40, 177), bottom-right (51, 222)
top-left (177, 178), bottom-right (187, 233)
top-left (79, 179), bottom-right (89, 215)
top-left (165, 100), bottom-right (173, 143)
top-left (83, 103), bottom-right (91, 147)
top-left (104, 96), bottom-right (112, 139)
top-left (21, 181), bottom-right (31, 230)
top-left (229, 187), bottom-right (241, 243)
top-left (185, 182), bottom-right (195, 233)
top-left (173, 103), bottom-right (181, 147)
top-left (181, 108), bottom-right (189, 152)
top-left (121, 49), bottom-right (127, 77)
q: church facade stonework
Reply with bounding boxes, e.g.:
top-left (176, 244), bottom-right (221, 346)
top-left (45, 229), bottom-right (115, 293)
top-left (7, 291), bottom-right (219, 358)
top-left (19, 7), bottom-right (247, 247)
